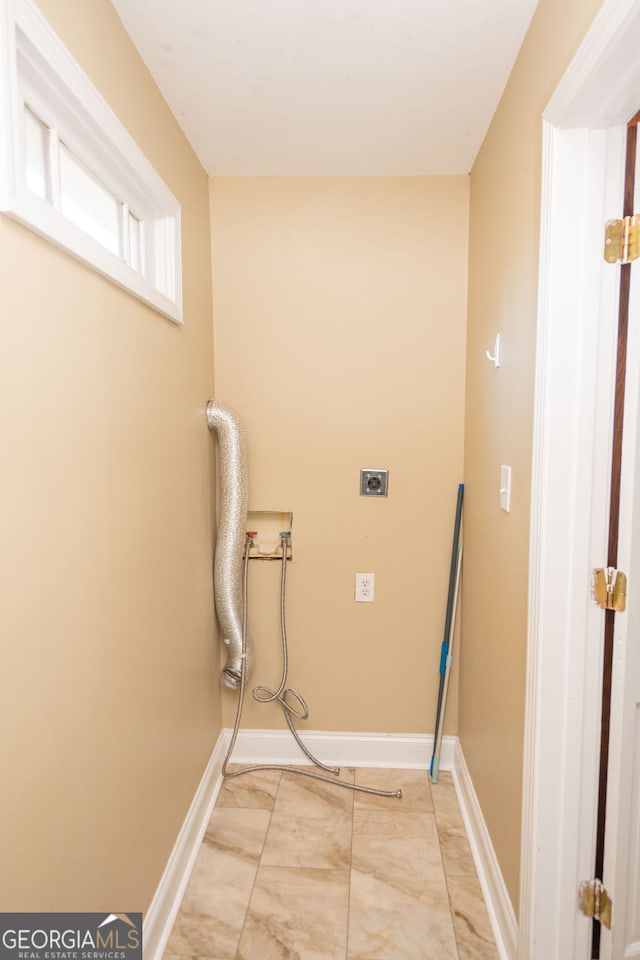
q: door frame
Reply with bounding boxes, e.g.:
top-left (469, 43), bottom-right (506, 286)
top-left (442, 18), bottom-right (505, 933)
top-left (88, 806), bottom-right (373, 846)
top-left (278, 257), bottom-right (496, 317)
top-left (601, 125), bottom-right (640, 960)
top-left (521, 0), bottom-right (640, 957)
top-left (605, 140), bottom-right (640, 960)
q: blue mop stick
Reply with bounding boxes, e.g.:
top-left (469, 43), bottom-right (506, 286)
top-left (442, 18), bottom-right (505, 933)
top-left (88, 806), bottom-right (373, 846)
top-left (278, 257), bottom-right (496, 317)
top-left (430, 482), bottom-right (464, 781)
top-left (430, 544), bottom-right (463, 782)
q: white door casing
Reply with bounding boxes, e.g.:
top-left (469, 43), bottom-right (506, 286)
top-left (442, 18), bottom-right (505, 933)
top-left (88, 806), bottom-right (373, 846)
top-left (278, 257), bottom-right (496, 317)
top-left (522, 0), bottom-right (640, 958)
top-left (524, 119), bottom-right (624, 960)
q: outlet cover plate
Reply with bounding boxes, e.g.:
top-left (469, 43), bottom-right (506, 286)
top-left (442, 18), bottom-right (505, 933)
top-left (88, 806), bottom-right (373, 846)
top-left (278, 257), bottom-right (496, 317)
top-left (355, 572), bottom-right (375, 602)
top-left (360, 468), bottom-right (388, 497)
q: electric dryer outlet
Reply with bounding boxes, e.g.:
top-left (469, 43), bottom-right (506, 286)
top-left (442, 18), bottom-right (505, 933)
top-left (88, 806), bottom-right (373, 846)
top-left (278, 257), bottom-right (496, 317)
top-left (355, 573), bottom-right (375, 602)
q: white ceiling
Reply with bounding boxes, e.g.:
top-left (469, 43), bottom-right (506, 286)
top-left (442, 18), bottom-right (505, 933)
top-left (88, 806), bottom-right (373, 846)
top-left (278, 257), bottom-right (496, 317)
top-left (111, 0), bottom-right (539, 176)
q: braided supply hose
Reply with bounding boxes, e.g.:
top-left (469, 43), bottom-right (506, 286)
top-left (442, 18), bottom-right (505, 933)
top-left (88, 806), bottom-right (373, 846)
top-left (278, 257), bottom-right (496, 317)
top-left (222, 534), bottom-right (402, 800)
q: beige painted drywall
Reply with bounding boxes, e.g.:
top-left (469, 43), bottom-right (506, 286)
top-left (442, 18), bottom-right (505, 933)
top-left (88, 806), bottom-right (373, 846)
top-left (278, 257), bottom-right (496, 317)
top-left (210, 176), bottom-right (468, 736)
top-left (0, 0), bottom-right (218, 912)
top-left (461, 0), bottom-right (606, 914)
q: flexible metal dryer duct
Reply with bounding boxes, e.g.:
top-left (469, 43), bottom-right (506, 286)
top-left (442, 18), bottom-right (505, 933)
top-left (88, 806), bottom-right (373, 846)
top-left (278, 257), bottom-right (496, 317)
top-left (206, 399), bottom-right (254, 689)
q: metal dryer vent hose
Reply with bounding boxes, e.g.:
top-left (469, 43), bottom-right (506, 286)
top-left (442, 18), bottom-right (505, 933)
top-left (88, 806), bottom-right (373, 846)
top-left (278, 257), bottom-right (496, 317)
top-left (206, 399), bottom-right (254, 689)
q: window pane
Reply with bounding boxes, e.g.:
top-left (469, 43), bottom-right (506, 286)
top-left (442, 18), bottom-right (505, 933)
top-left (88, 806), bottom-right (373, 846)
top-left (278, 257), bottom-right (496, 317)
top-left (24, 107), bottom-right (48, 200)
top-left (128, 212), bottom-right (142, 272)
top-left (59, 143), bottom-right (120, 256)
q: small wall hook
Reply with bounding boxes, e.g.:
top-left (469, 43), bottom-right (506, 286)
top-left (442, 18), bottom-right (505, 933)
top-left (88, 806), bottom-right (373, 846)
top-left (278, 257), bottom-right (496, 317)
top-left (486, 333), bottom-right (501, 368)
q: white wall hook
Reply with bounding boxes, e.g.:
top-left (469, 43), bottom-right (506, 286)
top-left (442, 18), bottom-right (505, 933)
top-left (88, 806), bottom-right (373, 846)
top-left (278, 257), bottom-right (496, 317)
top-left (486, 333), bottom-right (501, 368)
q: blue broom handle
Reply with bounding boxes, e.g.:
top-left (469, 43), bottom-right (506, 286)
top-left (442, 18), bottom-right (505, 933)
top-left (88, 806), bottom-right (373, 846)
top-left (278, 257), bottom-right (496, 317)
top-left (443, 483), bottom-right (464, 647)
top-left (430, 483), bottom-right (464, 776)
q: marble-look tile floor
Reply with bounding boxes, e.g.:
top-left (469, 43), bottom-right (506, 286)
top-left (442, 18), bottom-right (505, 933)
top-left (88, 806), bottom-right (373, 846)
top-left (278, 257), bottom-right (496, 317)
top-left (163, 766), bottom-right (499, 960)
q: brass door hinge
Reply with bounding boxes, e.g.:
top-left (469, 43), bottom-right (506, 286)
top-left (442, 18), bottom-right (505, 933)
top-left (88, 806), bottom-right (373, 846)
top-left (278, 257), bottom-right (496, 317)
top-left (604, 215), bottom-right (640, 264)
top-left (593, 567), bottom-right (627, 612)
top-left (578, 879), bottom-right (612, 929)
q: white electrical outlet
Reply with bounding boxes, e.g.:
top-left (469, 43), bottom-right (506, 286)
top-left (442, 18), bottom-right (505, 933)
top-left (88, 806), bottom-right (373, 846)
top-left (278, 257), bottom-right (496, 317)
top-left (355, 572), bottom-right (375, 602)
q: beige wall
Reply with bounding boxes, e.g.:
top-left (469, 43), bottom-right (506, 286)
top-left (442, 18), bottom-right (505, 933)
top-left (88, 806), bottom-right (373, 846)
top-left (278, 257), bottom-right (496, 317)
top-left (0, 1), bottom-right (219, 911)
top-left (461, 0), bottom-right (605, 913)
top-left (1, 0), bottom-right (614, 924)
top-left (210, 177), bottom-right (468, 734)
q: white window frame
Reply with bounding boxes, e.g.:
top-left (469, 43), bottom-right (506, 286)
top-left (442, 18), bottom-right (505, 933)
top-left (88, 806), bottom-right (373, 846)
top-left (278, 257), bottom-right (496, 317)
top-left (0, 0), bottom-right (183, 324)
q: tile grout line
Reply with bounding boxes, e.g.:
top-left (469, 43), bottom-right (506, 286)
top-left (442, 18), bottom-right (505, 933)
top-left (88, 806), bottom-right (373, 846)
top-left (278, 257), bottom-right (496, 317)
top-left (230, 769), bottom-right (283, 959)
top-left (431, 777), bottom-right (462, 960)
top-left (345, 768), bottom-right (356, 960)
top-left (434, 774), bottom-right (499, 957)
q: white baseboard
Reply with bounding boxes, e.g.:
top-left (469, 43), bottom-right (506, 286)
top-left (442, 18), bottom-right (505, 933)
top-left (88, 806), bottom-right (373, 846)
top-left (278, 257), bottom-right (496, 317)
top-left (453, 739), bottom-right (518, 960)
top-left (143, 732), bottom-right (228, 960)
top-left (225, 727), bottom-right (457, 770)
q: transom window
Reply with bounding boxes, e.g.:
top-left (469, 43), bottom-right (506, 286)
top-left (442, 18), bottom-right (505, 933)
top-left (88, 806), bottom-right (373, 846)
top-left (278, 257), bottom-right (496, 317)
top-left (25, 105), bottom-right (142, 267)
top-left (0, 0), bottom-right (183, 323)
